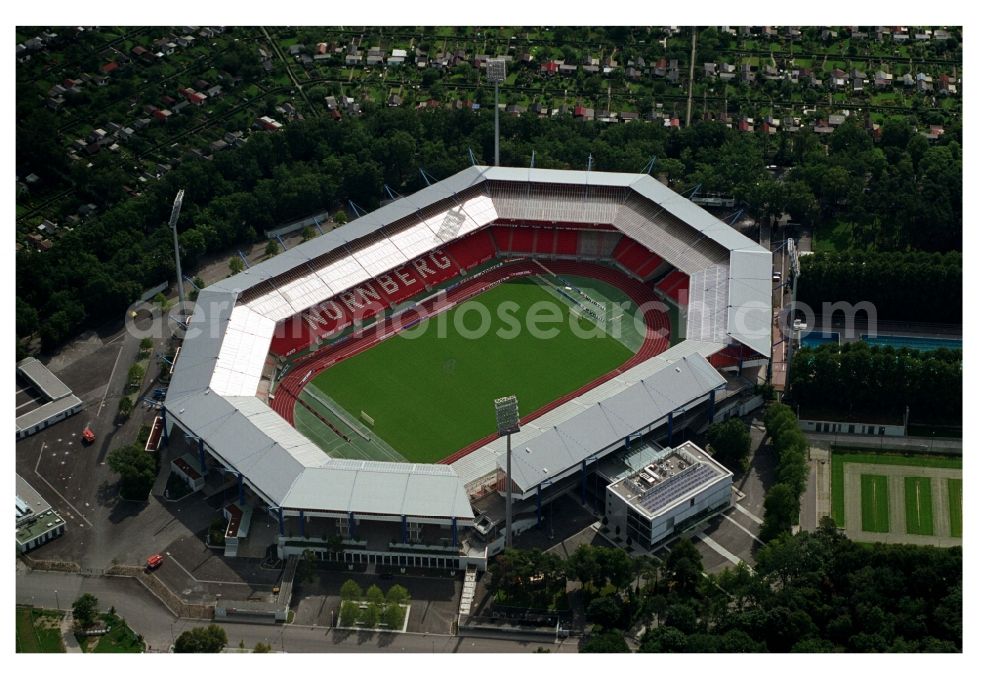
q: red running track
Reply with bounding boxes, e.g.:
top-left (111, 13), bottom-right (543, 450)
top-left (269, 258), bottom-right (671, 465)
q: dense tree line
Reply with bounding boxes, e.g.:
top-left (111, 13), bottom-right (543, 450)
top-left (796, 250), bottom-right (962, 324)
top-left (779, 117), bottom-right (962, 251)
top-left (789, 342), bottom-right (962, 424)
top-left (705, 418), bottom-right (752, 473)
top-left (759, 404), bottom-right (810, 541)
top-left (578, 523), bottom-right (960, 652)
top-left (17, 109), bottom-right (961, 353)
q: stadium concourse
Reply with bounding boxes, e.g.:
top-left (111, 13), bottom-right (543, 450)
top-left (164, 166), bottom-right (772, 570)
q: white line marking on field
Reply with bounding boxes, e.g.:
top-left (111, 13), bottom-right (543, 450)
top-left (735, 503), bottom-right (764, 525)
top-left (724, 514), bottom-right (764, 545)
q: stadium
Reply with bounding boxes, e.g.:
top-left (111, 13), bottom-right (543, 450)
top-left (164, 165), bottom-right (772, 570)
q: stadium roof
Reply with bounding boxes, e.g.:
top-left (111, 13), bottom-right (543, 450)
top-left (166, 166), bottom-right (768, 519)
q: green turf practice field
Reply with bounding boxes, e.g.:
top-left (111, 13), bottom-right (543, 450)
top-left (904, 476), bottom-right (934, 535)
top-left (860, 474), bottom-right (890, 532)
top-left (948, 478), bottom-right (962, 537)
top-left (302, 279), bottom-right (636, 463)
top-left (830, 451), bottom-right (962, 527)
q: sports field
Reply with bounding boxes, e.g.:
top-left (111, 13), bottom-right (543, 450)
top-left (860, 474), bottom-right (890, 533)
top-left (830, 450), bottom-right (962, 545)
top-left (299, 279), bottom-right (636, 463)
top-left (904, 476), bottom-right (934, 535)
top-left (947, 478), bottom-right (962, 537)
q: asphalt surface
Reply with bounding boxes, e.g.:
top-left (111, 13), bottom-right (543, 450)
top-left (16, 567), bottom-right (575, 653)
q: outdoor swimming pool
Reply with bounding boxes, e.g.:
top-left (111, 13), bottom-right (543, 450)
top-left (861, 334), bottom-right (962, 351)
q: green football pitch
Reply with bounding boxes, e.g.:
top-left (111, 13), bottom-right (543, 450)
top-left (948, 478), bottom-right (962, 537)
top-left (301, 278), bottom-right (637, 463)
top-left (860, 474), bottom-right (890, 533)
top-left (904, 476), bottom-right (934, 535)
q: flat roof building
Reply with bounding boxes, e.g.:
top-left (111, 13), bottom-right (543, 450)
top-left (16, 474), bottom-right (66, 553)
top-left (605, 441), bottom-right (732, 551)
top-left (17, 357), bottom-right (72, 401)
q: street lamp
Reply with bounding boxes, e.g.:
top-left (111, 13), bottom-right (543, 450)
top-left (486, 59), bottom-right (506, 166)
top-left (495, 395), bottom-right (520, 549)
top-left (54, 589), bottom-right (60, 610)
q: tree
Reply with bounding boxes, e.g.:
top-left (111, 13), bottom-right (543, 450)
top-left (339, 601), bottom-right (360, 627)
top-left (107, 443), bottom-right (156, 499)
top-left (297, 549), bottom-right (317, 584)
top-left (173, 625), bottom-right (227, 653)
top-left (72, 593), bottom-right (99, 629)
top-left (252, 642), bottom-right (271, 653)
top-left (639, 625), bottom-right (688, 652)
top-left (663, 538), bottom-right (703, 597)
top-left (340, 579), bottom-right (362, 602)
top-left (362, 602), bottom-right (381, 628)
top-left (334, 210), bottom-right (348, 225)
top-left (581, 629), bottom-right (631, 653)
top-left (385, 584), bottom-right (410, 605)
top-left (384, 602), bottom-right (405, 630)
top-left (228, 256), bottom-right (244, 276)
top-left (139, 337), bottom-right (153, 351)
top-left (265, 239), bottom-right (279, 257)
top-left (127, 363), bottom-right (144, 388)
top-left (366, 584), bottom-right (385, 607)
top-left (706, 419), bottom-right (752, 473)
top-left (586, 595), bottom-right (623, 629)
top-left (16, 297), bottom-right (38, 338)
top-left (760, 483), bottom-right (799, 541)
top-left (301, 226), bottom-right (316, 241)
top-left (117, 396), bottom-right (134, 420)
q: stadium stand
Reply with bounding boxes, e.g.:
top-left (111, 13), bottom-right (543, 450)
top-left (553, 229), bottom-right (578, 255)
top-left (655, 270), bottom-right (690, 304)
top-left (612, 237), bottom-right (665, 280)
top-left (534, 228), bottom-right (557, 255)
top-left (490, 182), bottom-right (627, 224)
top-left (443, 229), bottom-right (496, 269)
top-left (577, 230), bottom-right (621, 257)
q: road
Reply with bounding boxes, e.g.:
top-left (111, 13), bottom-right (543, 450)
top-left (802, 432), bottom-right (961, 453)
top-left (16, 568), bottom-right (576, 653)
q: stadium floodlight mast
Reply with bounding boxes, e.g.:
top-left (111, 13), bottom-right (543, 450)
top-left (495, 395), bottom-right (520, 548)
top-left (486, 59), bottom-right (506, 166)
top-left (169, 189), bottom-right (186, 314)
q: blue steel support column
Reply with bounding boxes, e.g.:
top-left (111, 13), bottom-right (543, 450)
top-left (580, 459), bottom-right (588, 507)
top-left (667, 411), bottom-right (674, 446)
top-left (198, 437), bottom-right (206, 473)
top-left (299, 510), bottom-right (306, 537)
top-left (278, 507), bottom-right (284, 536)
top-left (237, 473), bottom-right (245, 505)
top-left (160, 406), bottom-right (168, 434)
top-left (348, 512), bottom-right (355, 540)
top-left (708, 389), bottom-right (717, 424)
top-left (451, 517), bottom-right (458, 547)
top-left (536, 485), bottom-right (542, 526)
top-left (401, 515), bottom-right (408, 544)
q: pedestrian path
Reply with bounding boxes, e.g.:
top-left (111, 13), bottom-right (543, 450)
top-left (60, 611), bottom-right (82, 653)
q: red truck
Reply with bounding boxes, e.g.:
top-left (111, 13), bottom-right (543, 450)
top-left (146, 554), bottom-right (164, 571)
top-left (82, 425), bottom-right (95, 444)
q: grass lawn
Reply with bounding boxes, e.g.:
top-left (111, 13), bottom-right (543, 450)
top-left (860, 474), bottom-right (890, 533)
top-left (812, 220), bottom-right (854, 253)
top-left (830, 451), bottom-right (961, 527)
top-left (90, 615), bottom-right (144, 653)
top-left (904, 476), bottom-right (934, 535)
top-left (16, 607), bottom-right (65, 653)
top-left (307, 279), bottom-right (634, 462)
top-left (948, 478), bottom-right (962, 537)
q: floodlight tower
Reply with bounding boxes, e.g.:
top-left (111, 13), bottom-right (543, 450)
top-left (169, 189), bottom-right (186, 314)
top-left (495, 395), bottom-right (520, 549)
top-left (486, 59), bottom-right (507, 166)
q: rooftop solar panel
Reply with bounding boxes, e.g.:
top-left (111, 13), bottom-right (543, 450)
top-left (637, 462), bottom-right (718, 512)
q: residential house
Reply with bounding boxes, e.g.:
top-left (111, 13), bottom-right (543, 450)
top-left (741, 64), bottom-right (756, 84)
top-left (209, 139), bottom-right (229, 154)
top-left (934, 29), bottom-right (951, 41)
top-left (100, 61), bottom-right (119, 75)
top-left (828, 68), bottom-right (847, 89)
top-left (893, 30), bottom-right (909, 43)
top-left (762, 64), bottom-right (779, 80)
top-left (540, 60), bottom-right (558, 76)
top-left (828, 113), bottom-right (847, 126)
top-left (255, 116), bottom-right (283, 131)
top-left (620, 111), bottom-right (639, 122)
top-left (559, 62), bottom-right (577, 75)
top-left (626, 66), bottom-right (641, 81)
top-left (901, 73), bottom-right (915, 87)
top-left (704, 62), bottom-right (717, 78)
top-left (388, 94), bottom-right (402, 107)
top-left (206, 85), bottom-right (223, 97)
top-left (852, 77), bottom-right (864, 93)
top-left (874, 70), bottom-right (893, 88)
top-left (316, 42), bottom-right (328, 55)
top-left (153, 109), bottom-right (172, 122)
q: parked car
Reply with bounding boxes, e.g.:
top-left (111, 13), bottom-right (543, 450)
top-left (146, 553), bottom-right (164, 571)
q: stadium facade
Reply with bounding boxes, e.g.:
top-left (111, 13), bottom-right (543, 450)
top-left (164, 166), bottom-right (771, 568)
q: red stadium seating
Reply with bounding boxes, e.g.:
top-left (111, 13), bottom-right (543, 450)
top-left (443, 230), bottom-right (496, 269)
top-left (656, 270), bottom-right (690, 304)
top-left (534, 228), bottom-right (557, 254)
top-left (510, 228), bottom-right (534, 252)
top-left (554, 230), bottom-right (579, 255)
top-left (612, 237), bottom-right (664, 279)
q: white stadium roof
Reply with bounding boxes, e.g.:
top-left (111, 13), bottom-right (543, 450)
top-left (166, 166), bottom-right (770, 519)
